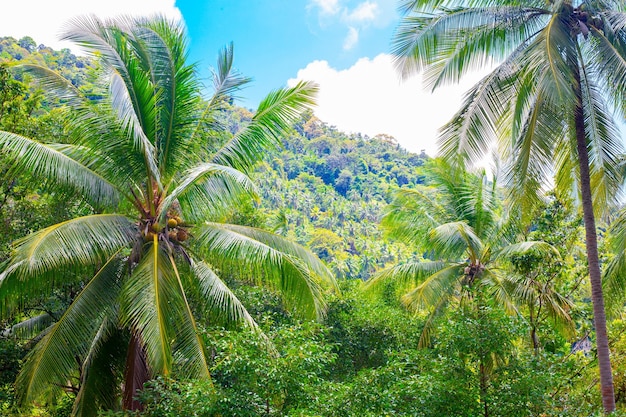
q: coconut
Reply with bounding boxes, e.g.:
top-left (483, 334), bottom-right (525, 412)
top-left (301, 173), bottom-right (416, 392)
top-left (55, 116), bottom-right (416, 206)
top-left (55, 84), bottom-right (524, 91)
top-left (167, 218), bottom-right (178, 228)
top-left (177, 229), bottom-right (189, 242)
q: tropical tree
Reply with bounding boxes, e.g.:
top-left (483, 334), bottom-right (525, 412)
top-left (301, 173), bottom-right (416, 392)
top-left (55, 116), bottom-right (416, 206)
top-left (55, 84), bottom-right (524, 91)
top-left (393, 0), bottom-right (626, 411)
top-left (366, 160), bottom-right (569, 347)
top-left (0, 16), bottom-right (335, 416)
top-left (366, 160), bottom-right (568, 415)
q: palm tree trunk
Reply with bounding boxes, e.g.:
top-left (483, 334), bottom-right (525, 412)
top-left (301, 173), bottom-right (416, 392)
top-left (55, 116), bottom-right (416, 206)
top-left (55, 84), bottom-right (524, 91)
top-left (122, 334), bottom-right (150, 411)
top-left (574, 79), bottom-right (616, 413)
top-left (479, 361), bottom-right (489, 417)
top-left (529, 303), bottom-right (540, 354)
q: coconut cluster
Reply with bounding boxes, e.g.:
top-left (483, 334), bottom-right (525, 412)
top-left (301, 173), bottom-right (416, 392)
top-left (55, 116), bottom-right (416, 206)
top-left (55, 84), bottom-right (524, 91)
top-left (142, 214), bottom-right (189, 243)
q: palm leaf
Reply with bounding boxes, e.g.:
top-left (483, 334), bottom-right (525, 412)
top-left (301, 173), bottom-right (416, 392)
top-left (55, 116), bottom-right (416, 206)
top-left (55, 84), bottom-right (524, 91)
top-left (160, 163), bottom-right (258, 222)
top-left (589, 21), bottom-right (626, 117)
top-left (0, 131), bottom-right (121, 207)
top-left (62, 15), bottom-right (162, 193)
top-left (212, 81), bottom-right (317, 173)
top-left (190, 260), bottom-right (259, 330)
top-left (3, 214), bottom-right (135, 277)
top-left (397, 6), bottom-right (549, 87)
top-left (366, 260), bottom-right (448, 295)
top-left (135, 18), bottom-right (202, 178)
top-left (428, 221), bottom-right (483, 260)
top-left (402, 263), bottom-right (463, 311)
top-left (603, 209), bottom-right (626, 314)
top-left (505, 87), bottom-right (565, 218)
top-left (483, 269), bottom-right (519, 315)
top-left (578, 54), bottom-right (624, 215)
top-left (18, 64), bottom-right (86, 107)
top-left (381, 187), bottom-right (450, 247)
top-left (72, 323), bottom-right (126, 417)
top-left (16, 253), bottom-right (125, 406)
top-left (187, 43), bottom-right (252, 157)
top-left (119, 238), bottom-right (175, 376)
top-left (0, 215), bottom-right (134, 316)
top-left (166, 253), bottom-right (210, 380)
top-left (10, 314), bottom-right (56, 341)
top-left (193, 223), bottom-right (331, 320)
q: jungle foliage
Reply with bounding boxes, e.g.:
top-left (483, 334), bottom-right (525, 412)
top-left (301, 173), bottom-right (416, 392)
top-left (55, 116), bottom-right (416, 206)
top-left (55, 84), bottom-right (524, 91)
top-left (1, 21), bottom-right (626, 417)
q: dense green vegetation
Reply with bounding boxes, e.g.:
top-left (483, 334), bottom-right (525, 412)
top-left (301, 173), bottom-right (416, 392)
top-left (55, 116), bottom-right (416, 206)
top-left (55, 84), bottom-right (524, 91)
top-left (0, 6), bottom-right (626, 416)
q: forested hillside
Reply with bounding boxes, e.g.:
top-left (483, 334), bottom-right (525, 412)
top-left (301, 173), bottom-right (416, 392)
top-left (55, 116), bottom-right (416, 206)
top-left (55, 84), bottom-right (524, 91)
top-left (1, 31), bottom-right (626, 417)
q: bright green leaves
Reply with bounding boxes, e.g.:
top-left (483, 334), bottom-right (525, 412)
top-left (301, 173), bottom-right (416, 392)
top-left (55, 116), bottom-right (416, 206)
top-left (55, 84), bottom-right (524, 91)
top-left (0, 131), bottom-right (122, 207)
top-left (194, 223), bottom-right (335, 321)
top-left (16, 254), bottom-right (125, 407)
top-left (212, 81), bottom-right (318, 174)
top-left (120, 239), bottom-right (209, 379)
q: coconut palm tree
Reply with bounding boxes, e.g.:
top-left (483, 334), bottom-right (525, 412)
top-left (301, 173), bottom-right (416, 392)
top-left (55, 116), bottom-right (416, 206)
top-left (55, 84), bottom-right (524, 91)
top-left (0, 16), bottom-right (335, 415)
top-left (367, 160), bottom-right (569, 348)
top-left (366, 160), bottom-right (569, 415)
top-left (393, 0), bottom-right (626, 411)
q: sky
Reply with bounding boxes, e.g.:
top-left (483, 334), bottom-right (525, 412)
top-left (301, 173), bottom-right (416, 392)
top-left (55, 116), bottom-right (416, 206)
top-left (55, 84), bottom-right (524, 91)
top-left (0, 0), bottom-right (484, 155)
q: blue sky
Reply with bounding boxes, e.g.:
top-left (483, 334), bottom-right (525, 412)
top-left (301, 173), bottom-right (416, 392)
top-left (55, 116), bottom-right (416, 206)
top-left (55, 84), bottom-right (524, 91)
top-left (177, 0), bottom-right (398, 106)
top-left (0, 0), bottom-right (482, 155)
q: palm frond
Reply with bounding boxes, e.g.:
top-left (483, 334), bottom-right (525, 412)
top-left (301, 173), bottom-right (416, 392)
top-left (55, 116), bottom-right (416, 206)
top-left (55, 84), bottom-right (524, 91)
top-left (209, 42), bottom-right (252, 105)
top-left (603, 209), bottom-right (626, 314)
top-left (504, 87), bottom-right (564, 218)
top-left (417, 291), bottom-right (452, 348)
top-left (135, 18), bottom-right (202, 178)
top-left (578, 54), bottom-right (624, 215)
top-left (0, 215), bottom-right (134, 317)
top-left (193, 223), bottom-right (330, 320)
top-left (16, 254), bottom-right (124, 407)
top-left (381, 187), bottom-right (450, 247)
top-left (402, 263), bottom-right (463, 311)
top-left (0, 131), bottom-right (121, 207)
top-left (521, 14), bottom-right (577, 106)
top-left (437, 61), bottom-right (513, 165)
top-left (395, 6), bottom-right (549, 87)
top-left (10, 314), bottom-right (55, 341)
top-left (483, 270), bottom-right (518, 315)
top-left (604, 252), bottom-right (626, 317)
top-left (18, 64), bottom-right (85, 107)
top-left (428, 221), bottom-right (483, 260)
top-left (120, 239), bottom-right (175, 376)
top-left (190, 260), bottom-right (259, 329)
top-left (108, 71), bottom-right (161, 187)
top-left (62, 15), bottom-right (162, 190)
top-left (589, 21), bottom-right (626, 118)
top-left (72, 326), bottom-right (127, 417)
top-left (188, 43), bottom-right (252, 147)
top-left (2, 214), bottom-right (135, 278)
top-left (212, 81), bottom-right (317, 173)
top-left (160, 163), bottom-right (258, 222)
top-left (366, 260), bottom-right (448, 295)
top-left (165, 253), bottom-right (210, 380)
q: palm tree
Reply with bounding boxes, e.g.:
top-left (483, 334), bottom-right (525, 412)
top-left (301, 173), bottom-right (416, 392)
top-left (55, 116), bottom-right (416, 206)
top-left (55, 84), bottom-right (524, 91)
top-left (0, 16), bottom-right (335, 415)
top-left (367, 160), bottom-right (568, 347)
top-left (367, 160), bottom-right (568, 415)
top-left (393, 0), bottom-right (626, 411)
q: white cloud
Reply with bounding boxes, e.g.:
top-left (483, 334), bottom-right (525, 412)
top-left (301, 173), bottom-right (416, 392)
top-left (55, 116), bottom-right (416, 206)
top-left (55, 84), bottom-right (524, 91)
top-left (310, 0), bottom-right (341, 15)
top-left (0, 0), bottom-right (182, 51)
top-left (344, 1), bottom-right (379, 23)
top-left (343, 27), bottom-right (359, 50)
top-left (308, 0), bottom-right (395, 48)
top-left (288, 54), bottom-right (486, 156)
